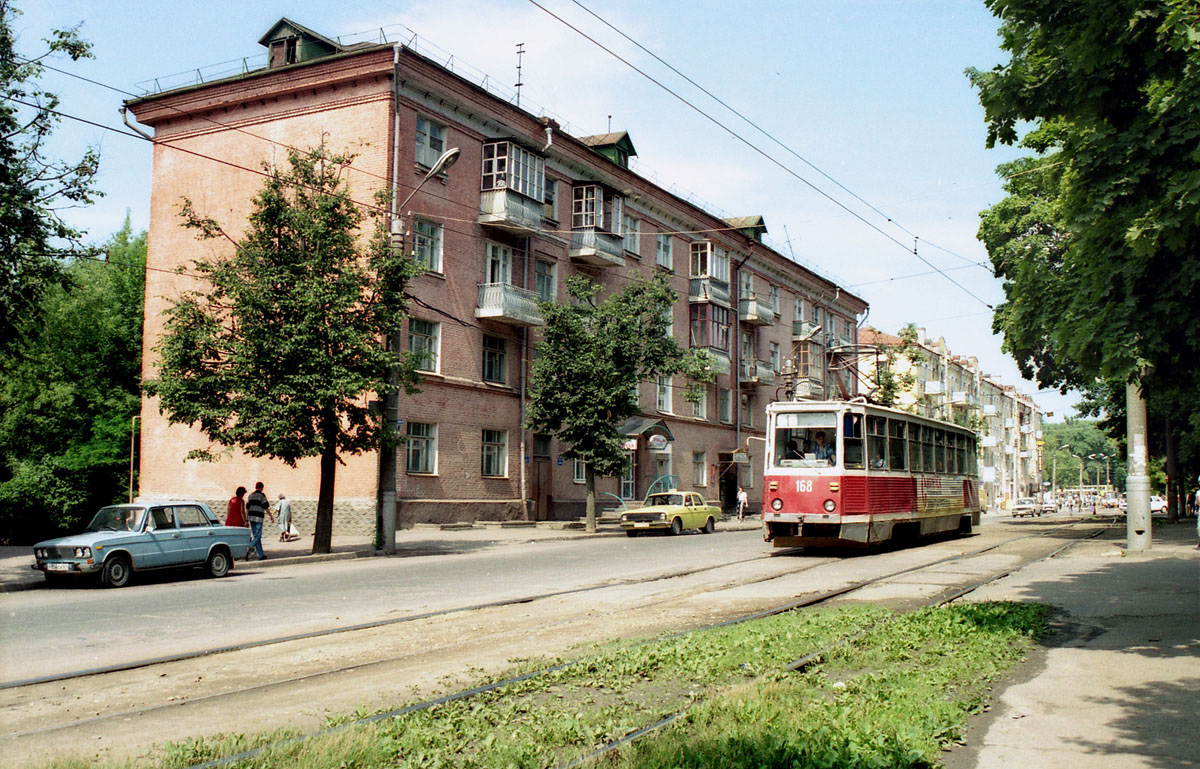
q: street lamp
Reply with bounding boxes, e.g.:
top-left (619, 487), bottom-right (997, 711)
top-left (1054, 443), bottom-right (1071, 498)
top-left (377, 147), bottom-right (460, 554)
top-left (1088, 453), bottom-right (1111, 492)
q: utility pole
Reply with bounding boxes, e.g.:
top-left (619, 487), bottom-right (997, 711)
top-left (1125, 380), bottom-right (1152, 550)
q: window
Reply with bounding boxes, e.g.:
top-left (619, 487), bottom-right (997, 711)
top-left (413, 219), bottom-right (443, 272)
top-left (656, 375), bottom-right (672, 413)
top-left (623, 214), bottom-right (639, 254)
top-left (794, 297), bottom-right (805, 320)
top-left (741, 393), bottom-right (754, 427)
top-left (797, 341), bottom-right (821, 379)
top-left (483, 335), bottom-right (506, 383)
top-left (845, 319), bottom-right (854, 341)
top-left (572, 185), bottom-right (597, 228)
top-left (481, 141), bottom-right (544, 201)
top-left (543, 179), bottom-right (557, 221)
top-left (739, 271), bottom-right (753, 298)
top-left (415, 117), bottom-right (446, 168)
top-left (481, 429), bottom-right (507, 477)
top-left (718, 388), bottom-right (732, 424)
top-left (534, 259), bottom-right (556, 302)
top-left (485, 242), bottom-right (512, 285)
top-left (909, 424), bottom-right (923, 472)
top-left (176, 505), bottom-right (208, 528)
top-left (620, 455), bottom-right (635, 499)
top-left (656, 233), bottom-right (673, 270)
top-left (689, 241), bottom-right (730, 283)
top-left (663, 307), bottom-right (674, 339)
top-left (692, 451), bottom-right (707, 487)
top-left (867, 416), bottom-right (888, 469)
top-left (688, 303), bottom-right (731, 352)
top-left (533, 433), bottom-right (552, 458)
top-left (769, 285), bottom-right (780, 314)
top-left (889, 419), bottom-right (907, 470)
top-left (768, 342), bottom-right (780, 372)
top-left (407, 422), bottom-right (437, 474)
top-left (409, 319), bottom-right (439, 373)
top-left (691, 386), bottom-right (707, 419)
top-left (740, 329), bottom-right (756, 364)
top-left (573, 457), bottom-right (586, 484)
top-left (811, 303), bottom-right (823, 326)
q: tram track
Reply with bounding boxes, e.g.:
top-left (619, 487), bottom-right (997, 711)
top-left (89, 518), bottom-right (1109, 769)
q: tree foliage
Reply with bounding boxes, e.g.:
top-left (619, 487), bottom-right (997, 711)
top-left (526, 273), bottom-right (713, 532)
top-left (144, 146), bottom-right (421, 554)
top-left (0, 217), bottom-right (146, 543)
top-left (0, 0), bottom-right (101, 357)
top-left (871, 323), bottom-right (924, 409)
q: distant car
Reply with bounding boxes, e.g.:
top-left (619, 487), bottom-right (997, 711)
top-left (619, 491), bottom-right (721, 536)
top-left (31, 502), bottom-right (252, 587)
top-left (1150, 495), bottom-right (1168, 515)
top-left (1041, 498), bottom-right (1057, 515)
top-left (1012, 497), bottom-right (1041, 518)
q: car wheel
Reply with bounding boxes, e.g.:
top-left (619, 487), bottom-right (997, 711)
top-left (702, 517), bottom-right (715, 534)
top-left (206, 548), bottom-right (232, 578)
top-left (625, 529), bottom-right (639, 538)
top-left (670, 517), bottom-right (683, 536)
top-left (101, 555), bottom-right (131, 588)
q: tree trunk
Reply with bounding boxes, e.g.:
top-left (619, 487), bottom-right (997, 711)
top-left (312, 413), bottom-right (338, 554)
top-left (1165, 417), bottom-right (1179, 524)
top-left (584, 463), bottom-right (596, 534)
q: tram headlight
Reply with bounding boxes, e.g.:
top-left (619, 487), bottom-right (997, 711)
top-left (823, 499), bottom-right (837, 512)
top-left (771, 498), bottom-right (783, 511)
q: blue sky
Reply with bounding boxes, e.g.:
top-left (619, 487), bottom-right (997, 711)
top-left (15, 0), bottom-right (1077, 418)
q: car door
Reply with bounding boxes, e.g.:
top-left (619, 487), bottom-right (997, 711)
top-left (683, 494), bottom-right (704, 529)
top-left (174, 504), bottom-right (216, 564)
top-left (140, 506), bottom-right (182, 567)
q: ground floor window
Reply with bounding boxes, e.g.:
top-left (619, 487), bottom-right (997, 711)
top-left (620, 453), bottom-right (636, 499)
top-left (481, 429), bottom-right (507, 477)
top-left (406, 422), bottom-right (437, 474)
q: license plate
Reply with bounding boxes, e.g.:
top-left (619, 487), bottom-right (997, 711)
top-left (635, 522), bottom-right (651, 528)
top-left (46, 563), bottom-right (71, 572)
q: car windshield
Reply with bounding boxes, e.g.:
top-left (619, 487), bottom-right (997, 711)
top-left (1016, 498), bottom-right (1036, 505)
top-left (87, 506), bottom-right (146, 532)
top-left (646, 494), bottom-right (683, 506)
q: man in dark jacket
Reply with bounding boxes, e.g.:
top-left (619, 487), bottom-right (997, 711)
top-left (245, 481), bottom-right (274, 560)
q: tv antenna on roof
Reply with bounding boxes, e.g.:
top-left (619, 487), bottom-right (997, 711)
top-left (515, 43), bottom-right (525, 108)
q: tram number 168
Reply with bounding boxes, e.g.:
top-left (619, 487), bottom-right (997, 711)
top-left (795, 479), bottom-right (813, 493)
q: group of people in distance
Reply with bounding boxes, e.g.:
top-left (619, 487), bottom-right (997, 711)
top-left (226, 482), bottom-right (298, 560)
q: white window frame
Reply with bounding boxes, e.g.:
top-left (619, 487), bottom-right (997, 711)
top-left (415, 117), bottom-right (446, 168)
top-left (622, 213), bottom-right (639, 254)
top-left (769, 285), bottom-right (780, 314)
top-left (481, 429), bottom-right (507, 477)
top-left (543, 179), bottom-right (557, 222)
top-left (481, 141), bottom-right (544, 202)
top-left (739, 271), bottom-right (754, 298)
top-left (572, 185), bottom-right (599, 229)
top-left (769, 341), bottom-right (780, 373)
top-left (690, 241), bottom-right (730, 283)
top-left (485, 242), bottom-right (512, 285)
top-left (406, 422), bottom-right (437, 475)
top-left (691, 386), bottom-right (707, 419)
top-left (534, 259), bottom-right (556, 302)
top-left (692, 451), bottom-right (707, 487)
top-left (413, 218), bottom-right (443, 273)
top-left (718, 388), bottom-right (733, 424)
top-left (409, 319), bottom-right (440, 374)
top-left (656, 375), bottom-right (672, 413)
top-left (573, 457), bottom-right (586, 484)
top-left (656, 233), bottom-right (673, 270)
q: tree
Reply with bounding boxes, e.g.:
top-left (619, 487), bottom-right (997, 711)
top-left (0, 216), bottom-right (146, 543)
top-left (871, 323), bottom-right (923, 410)
top-left (144, 146), bottom-right (421, 554)
top-left (526, 273), bottom-right (713, 532)
top-left (0, 1), bottom-right (101, 358)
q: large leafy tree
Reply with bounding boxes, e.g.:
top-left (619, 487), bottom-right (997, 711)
top-left (0, 0), bottom-right (101, 357)
top-left (526, 273), bottom-right (712, 533)
top-left (0, 217), bottom-right (146, 543)
top-left (145, 146), bottom-right (421, 554)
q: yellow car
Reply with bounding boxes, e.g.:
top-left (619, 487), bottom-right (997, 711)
top-left (619, 491), bottom-right (721, 536)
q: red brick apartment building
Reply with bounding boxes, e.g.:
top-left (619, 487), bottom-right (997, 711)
top-left (126, 19), bottom-right (868, 534)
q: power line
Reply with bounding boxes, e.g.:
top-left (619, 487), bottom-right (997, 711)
top-left (525, 0), bottom-right (994, 308)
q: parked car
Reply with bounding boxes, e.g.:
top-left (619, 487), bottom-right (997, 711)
top-left (1012, 497), bottom-right (1041, 518)
top-left (1041, 498), bottom-right (1057, 515)
top-left (31, 502), bottom-right (252, 587)
top-left (1150, 495), bottom-right (1168, 515)
top-left (619, 491), bottom-right (721, 536)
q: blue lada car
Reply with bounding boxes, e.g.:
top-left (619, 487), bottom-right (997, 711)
top-left (32, 502), bottom-right (252, 587)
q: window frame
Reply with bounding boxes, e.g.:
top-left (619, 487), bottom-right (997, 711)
top-left (412, 218), bottom-right (443, 273)
top-left (415, 116), bottom-right (446, 168)
top-left (409, 318), bottom-right (440, 374)
top-left (655, 233), bottom-right (673, 270)
top-left (482, 334), bottom-right (507, 384)
top-left (481, 429), bottom-right (508, 478)
top-left (406, 422), bottom-right (438, 475)
top-left (534, 259), bottom-right (556, 302)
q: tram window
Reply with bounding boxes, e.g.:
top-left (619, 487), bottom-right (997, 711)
top-left (843, 412), bottom-right (864, 469)
top-left (867, 416), bottom-right (888, 469)
top-left (889, 420), bottom-right (907, 470)
top-left (948, 433), bottom-right (959, 474)
top-left (909, 424), bottom-right (923, 472)
top-left (956, 434), bottom-right (967, 474)
top-left (772, 412), bottom-right (838, 467)
top-left (923, 426), bottom-right (934, 470)
top-left (934, 430), bottom-right (946, 473)
top-left (968, 437), bottom-right (978, 475)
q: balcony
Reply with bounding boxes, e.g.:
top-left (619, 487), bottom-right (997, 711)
top-left (982, 404), bottom-right (999, 416)
top-left (923, 380), bottom-right (944, 395)
top-left (950, 390), bottom-right (969, 405)
top-left (739, 360), bottom-right (775, 386)
top-left (689, 277), bottom-right (731, 307)
top-left (477, 189), bottom-right (543, 235)
top-left (1004, 445), bottom-right (1016, 455)
top-left (475, 283), bottom-right (543, 327)
top-left (738, 294), bottom-right (775, 326)
top-left (1004, 417), bottom-right (1016, 428)
top-left (792, 320), bottom-right (819, 341)
top-left (981, 435), bottom-right (999, 448)
top-left (791, 378), bottom-right (825, 399)
top-left (702, 348), bottom-right (731, 375)
top-left (569, 228), bottom-right (623, 267)
top-left (1020, 424), bottom-right (1034, 434)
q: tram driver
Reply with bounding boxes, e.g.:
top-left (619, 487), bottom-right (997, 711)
top-left (812, 430), bottom-right (835, 464)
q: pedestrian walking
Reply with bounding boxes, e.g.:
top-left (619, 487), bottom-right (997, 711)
top-left (736, 486), bottom-right (749, 521)
top-left (226, 486), bottom-right (248, 528)
top-left (245, 481), bottom-right (274, 560)
top-left (274, 493), bottom-right (297, 542)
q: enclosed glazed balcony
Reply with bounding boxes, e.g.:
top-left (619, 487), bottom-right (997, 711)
top-left (475, 283), bottom-right (543, 327)
top-left (738, 293), bottom-right (775, 326)
top-left (568, 228), bottom-right (623, 267)
top-left (739, 359), bottom-right (775, 386)
top-left (791, 377), bottom-right (825, 399)
top-left (688, 277), bottom-right (731, 307)
top-left (477, 189), bottom-right (543, 235)
top-left (792, 320), bottom-right (819, 341)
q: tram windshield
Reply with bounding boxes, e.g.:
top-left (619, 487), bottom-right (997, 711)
top-left (773, 411), bottom-right (838, 467)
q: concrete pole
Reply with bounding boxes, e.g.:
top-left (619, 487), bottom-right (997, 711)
top-left (1125, 380), bottom-right (1152, 550)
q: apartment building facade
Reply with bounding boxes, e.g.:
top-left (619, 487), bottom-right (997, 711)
top-left (859, 327), bottom-right (1043, 510)
top-left (127, 19), bottom-right (868, 533)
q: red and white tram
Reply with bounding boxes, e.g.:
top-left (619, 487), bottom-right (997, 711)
top-left (762, 400), bottom-right (982, 548)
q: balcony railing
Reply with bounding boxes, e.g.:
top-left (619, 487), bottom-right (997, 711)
top-left (739, 359), bottom-right (775, 386)
top-left (982, 404), bottom-right (999, 416)
top-left (698, 347), bottom-right (731, 375)
top-left (923, 380), bottom-right (944, 395)
top-left (981, 435), bottom-right (999, 448)
top-left (475, 283), bottom-right (543, 327)
top-left (791, 377), bottom-right (825, 400)
top-left (738, 294), bottom-right (775, 326)
top-left (477, 189), bottom-right (543, 235)
top-left (688, 277), bottom-right (731, 307)
top-left (568, 227), bottom-right (623, 267)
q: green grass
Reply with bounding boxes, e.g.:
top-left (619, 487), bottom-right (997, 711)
top-left (42, 602), bottom-right (1047, 769)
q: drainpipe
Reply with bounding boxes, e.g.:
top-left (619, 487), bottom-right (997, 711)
top-left (520, 238), bottom-right (531, 519)
top-left (731, 247), bottom-right (753, 484)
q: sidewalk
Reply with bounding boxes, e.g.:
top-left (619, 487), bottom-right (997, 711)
top-left (947, 519), bottom-right (1200, 769)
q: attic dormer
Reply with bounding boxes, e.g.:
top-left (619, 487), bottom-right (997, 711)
top-left (579, 131), bottom-right (637, 169)
top-left (259, 18), bottom-right (345, 69)
top-left (723, 216), bottom-right (768, 243)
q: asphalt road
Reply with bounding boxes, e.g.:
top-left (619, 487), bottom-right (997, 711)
top-left (1, 527), bottom-right (771, 684)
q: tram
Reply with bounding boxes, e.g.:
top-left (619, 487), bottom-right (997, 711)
top-left (762, 399), bottom-right (981, 548)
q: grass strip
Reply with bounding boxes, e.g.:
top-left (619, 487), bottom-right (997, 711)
top-left (39, 601), bottom-right (1046, 769)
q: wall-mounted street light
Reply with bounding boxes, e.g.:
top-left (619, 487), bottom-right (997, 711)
top-left (377, 146), bottom-right (461, 554)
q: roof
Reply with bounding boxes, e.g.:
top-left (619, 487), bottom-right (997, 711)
top-left (257, 17), bottom-right (344, 51)
top-left (617, 417), bottom-right (674, 441)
